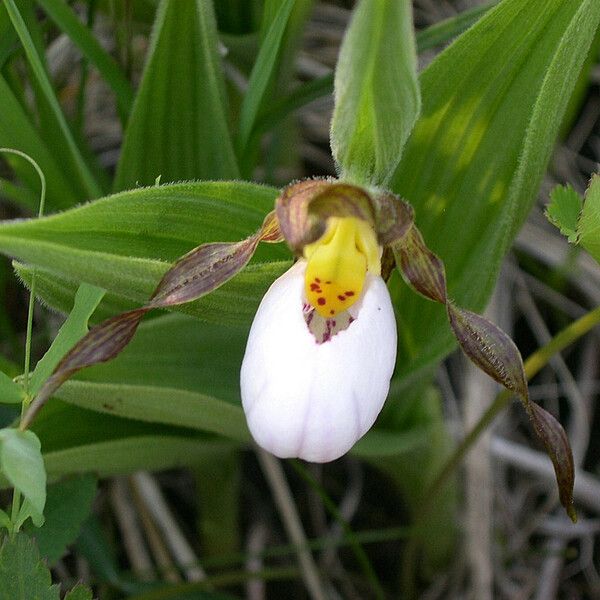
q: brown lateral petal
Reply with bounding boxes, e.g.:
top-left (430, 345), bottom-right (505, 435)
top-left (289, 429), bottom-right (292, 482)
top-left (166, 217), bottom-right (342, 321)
top-left (529, 403), bottom-right (577, 522)
top-left (373, 191), bottom-right (414, 246)
top-left (391, 217), bottom-right (575, 520)
top-left (150, 209), bottom-right (282, 307)
top-left (22, 210), bottom-right (283, 428)
top-left (447, 303), bottom-right (528, 399)
top-left (21, 308), bottom-right (147, 429)
top-left (392, 225), bottom-right (447, 304)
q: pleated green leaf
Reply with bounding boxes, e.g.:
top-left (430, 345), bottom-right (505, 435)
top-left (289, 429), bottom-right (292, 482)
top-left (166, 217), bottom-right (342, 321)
top-left (0, 182), bottom-right (290, 326)
top-left (331, 0), bottom-right (420, 187)
top-left (115, 0), bottom-right (239, 189)
top-left (390, 0), bottom-right (600, 379)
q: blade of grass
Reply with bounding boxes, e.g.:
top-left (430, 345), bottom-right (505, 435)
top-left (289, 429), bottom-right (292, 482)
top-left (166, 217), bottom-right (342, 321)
top-left (236, 0), bottom-right (295, 161)
top-left (3, 0), bottom-right (102, 199)
top-left (35, 0), bottom-right (134, 121)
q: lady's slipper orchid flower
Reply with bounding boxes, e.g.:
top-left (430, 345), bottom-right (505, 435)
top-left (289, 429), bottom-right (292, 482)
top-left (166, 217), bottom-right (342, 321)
top-left (241, 216), bottom-right (396, 462)
top-left (32, 178), bottom-right (575, 518)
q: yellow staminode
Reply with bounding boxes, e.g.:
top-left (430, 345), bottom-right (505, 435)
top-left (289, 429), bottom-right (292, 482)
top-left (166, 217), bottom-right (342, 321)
top-left (303, 217), bottom-right (380, 318)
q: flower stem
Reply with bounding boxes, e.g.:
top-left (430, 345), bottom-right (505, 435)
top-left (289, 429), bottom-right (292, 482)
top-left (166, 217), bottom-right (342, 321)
top-left (400, 304), bottom-right (600, 597)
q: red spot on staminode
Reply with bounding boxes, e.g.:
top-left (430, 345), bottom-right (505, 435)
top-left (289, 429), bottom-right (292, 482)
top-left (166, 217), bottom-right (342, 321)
top-left (345, 291), bottom-right (355, 296)
top-left (315, 278), bottom-right (321, 283)
top-left (310, 283), bottom-right (321, 291)
top-left (337, 295), bottom-right (346, 301)
top-left (325, 281), bottom-right (332, 285)
top-left (330, 310), bottom-right (335, 315)
top-left (317, 297), bottom-right (326, 306)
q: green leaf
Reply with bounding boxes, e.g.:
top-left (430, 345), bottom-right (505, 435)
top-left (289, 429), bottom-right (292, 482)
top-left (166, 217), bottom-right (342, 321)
top-left (29, 284), bottom-right (105, 396)
top-left (331, 0), bottom-right (420, 187)
top-left (21, 399), bottom-right (237, 482)
top-left (0, 370), bottom-right (23, 404)
top-left (25, 474), bottom-right (96, 565)
top-left (236, 0), bottom-right (296, 155)
top-left (36, 0), bottom-right (134, 120)
top-left (0, 429), bottom-right (46, 515)
top-left (579, 174), bottom-right (600, 262)
top-left (115, 0), bottom-right (238, 189)
top-left (54, 381), bottom-right (249, 442)
top-left (44, 434), bottom-right (235, 482)
top-left (3, 0), bottom-right (101, 199)
top-left (390, 0), bottom-right (600, 380)
top-left (546, 184), bottom-right (582, 243)
top-left (81, 313), bottom-right (247, 402)
top-left (0, 182), bottom-right (290, 326)
top-left (0, 533), bottom-right (60, 600)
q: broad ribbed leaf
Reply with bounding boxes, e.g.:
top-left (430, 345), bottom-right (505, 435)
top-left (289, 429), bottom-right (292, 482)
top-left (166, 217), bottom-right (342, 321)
top-left (0, 182), bottom-right (289, 324)
top-left (20, 205), bottom-right (282, 428)
top-left (115, 0), bottom-right (238, 189)
top-left (331, 0), bottom-right (420, 186)
top-left (45, 434), bottom-right (234, 482)
top-left (390, 0), bottom-right (600, 378)
top-left (55, 381), bottom-right (249, 442)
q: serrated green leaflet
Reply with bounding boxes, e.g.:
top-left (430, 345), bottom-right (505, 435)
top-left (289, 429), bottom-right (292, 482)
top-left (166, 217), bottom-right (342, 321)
top-left (0, 533), bottom-right (60, 600)
top-left (390, 0), bottom-right (600, 379)
top-left (0, 429), bottom-right (46, 515)
top-left (331, 0), bottom-right (420, 187)
top-left (24, 474), bottom-right (96, 565)
top-left (115, 0), bottom-right (238, 189)
top-left (546, 184), bottom-right (582, 243)
top-left (579, 175), bottom-right (600, 263)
